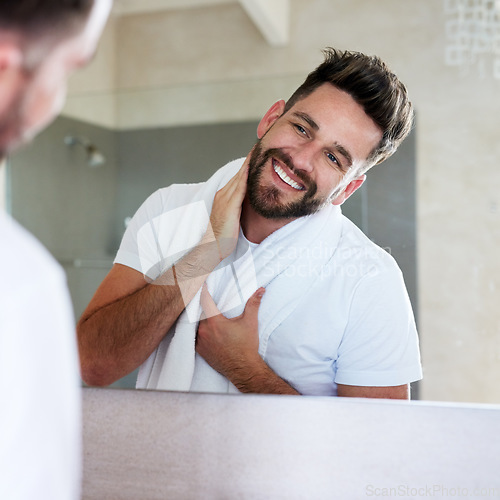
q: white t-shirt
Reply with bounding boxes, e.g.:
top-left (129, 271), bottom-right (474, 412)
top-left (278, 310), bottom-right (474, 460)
top-left (0, 212), bottom-right (81, 500)
top-left (115, 180), bottom-right (422, 396)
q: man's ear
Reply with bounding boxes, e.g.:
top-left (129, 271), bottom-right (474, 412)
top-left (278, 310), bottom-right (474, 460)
top-left (331, 175), bottom-right (366, 206)
top-left (257, 100), bottom-right (286, 139)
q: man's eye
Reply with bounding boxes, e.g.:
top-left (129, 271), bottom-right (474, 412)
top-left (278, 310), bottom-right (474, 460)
top-left (326, 152), bottom-right (339, 165)
top-left (294, 124), bottom-right (307, 135)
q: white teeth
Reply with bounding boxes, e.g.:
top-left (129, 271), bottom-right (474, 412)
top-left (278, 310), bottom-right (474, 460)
top-left (273, 162), bottom-right (304, 190)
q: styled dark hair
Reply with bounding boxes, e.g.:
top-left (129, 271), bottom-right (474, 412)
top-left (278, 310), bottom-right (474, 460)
top-left (0, 0), bottom-right (94, 39)
top-left (285, 48), bottom-right (414, 171)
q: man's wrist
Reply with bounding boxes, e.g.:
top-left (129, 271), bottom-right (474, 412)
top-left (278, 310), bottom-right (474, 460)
top-left (230, 358), bottom-right (299, 395)
top-left (200, 231), bottom-right (225, 265)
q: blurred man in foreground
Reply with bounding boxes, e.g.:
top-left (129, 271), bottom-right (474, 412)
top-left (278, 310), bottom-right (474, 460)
top-left (0, 1), bottom-right (111, 498)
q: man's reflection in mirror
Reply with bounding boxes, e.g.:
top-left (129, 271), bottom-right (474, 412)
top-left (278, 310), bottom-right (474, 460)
top-left (77, 48), bottom-right (422, 399)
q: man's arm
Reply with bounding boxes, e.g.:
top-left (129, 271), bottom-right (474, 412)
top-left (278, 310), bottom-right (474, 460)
top-left (197, 285), bottom-right (300, 395)
top-left (77, 247), bottom-right (217, 387)
top-left (77, 159), bottom-right (250, 387)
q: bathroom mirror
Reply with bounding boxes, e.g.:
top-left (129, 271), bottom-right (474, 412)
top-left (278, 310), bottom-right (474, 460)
top-left (5, 0), bottom-right (500, 404)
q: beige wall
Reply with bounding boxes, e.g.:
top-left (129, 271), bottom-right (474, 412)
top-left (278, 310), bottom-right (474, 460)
top-left (64, 15), bottom-right (117, 128)
top-left (65, 0), bottom-right (500, 404)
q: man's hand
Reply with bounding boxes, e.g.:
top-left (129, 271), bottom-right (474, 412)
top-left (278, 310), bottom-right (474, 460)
top-left (207, 154), bottom-right (251, 261)
top-left (196, 284), bottom-right (300, 395)
top-left (197, 283), bottom-right (265, 379)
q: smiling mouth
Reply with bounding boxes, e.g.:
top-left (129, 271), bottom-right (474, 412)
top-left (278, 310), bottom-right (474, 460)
top-left (272, 160), bottom-right (305, 191)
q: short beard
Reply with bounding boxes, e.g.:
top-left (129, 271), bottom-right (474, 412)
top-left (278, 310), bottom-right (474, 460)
top-left (247, 140), bottom-right (331, 219)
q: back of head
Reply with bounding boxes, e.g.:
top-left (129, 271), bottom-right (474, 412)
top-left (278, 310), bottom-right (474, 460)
top-left (0, 0), bottom-right (95, 43)
top-left (285, 48), bottom-right (414, 171)
top-left (0, 0), bottom-right (104, 158)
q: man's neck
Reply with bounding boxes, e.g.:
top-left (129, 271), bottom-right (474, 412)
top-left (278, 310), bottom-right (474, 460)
top-left (240, 196), bottom-right (297, 244)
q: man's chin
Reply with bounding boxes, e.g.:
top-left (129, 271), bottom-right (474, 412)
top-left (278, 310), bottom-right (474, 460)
top-left (250, 196), bottom-right (325, 220)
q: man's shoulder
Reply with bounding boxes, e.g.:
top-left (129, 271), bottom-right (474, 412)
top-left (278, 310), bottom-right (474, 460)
top-left (142, 158), bottom-right (245, 213)
top-left (150, 182), bottom-right (204, 203)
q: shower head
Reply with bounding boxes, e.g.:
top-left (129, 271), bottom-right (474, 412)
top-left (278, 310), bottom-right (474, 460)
top-left (64, 135), bottom-right (106, 167)
top-left (85, 144), bottom-right (106, 167)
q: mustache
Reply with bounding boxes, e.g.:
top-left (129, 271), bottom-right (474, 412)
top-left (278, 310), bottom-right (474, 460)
top-left (261, 147), bottom-right (316, 192)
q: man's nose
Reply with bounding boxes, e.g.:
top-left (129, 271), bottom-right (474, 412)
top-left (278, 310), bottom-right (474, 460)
top-left (291, 144), bottom-right (316, 174)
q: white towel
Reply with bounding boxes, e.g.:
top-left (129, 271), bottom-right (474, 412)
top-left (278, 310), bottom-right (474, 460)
top-left (136, 158), bottom-right (343, 392)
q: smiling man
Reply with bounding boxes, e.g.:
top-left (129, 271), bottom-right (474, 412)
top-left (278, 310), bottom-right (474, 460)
top-left (77, 48), bottom-right (422, 399)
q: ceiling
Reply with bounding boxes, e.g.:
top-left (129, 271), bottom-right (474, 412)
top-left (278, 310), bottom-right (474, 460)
top-left (112, 0), bottom-right (237, 16)
top-left (112, 0), bottom-right (290, 46)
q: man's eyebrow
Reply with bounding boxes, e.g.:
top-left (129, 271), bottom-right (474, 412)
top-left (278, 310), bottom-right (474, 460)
top-left (291, 111), bottom-right (319, 131)
top-left (333, 142), bottom-right (353, 169)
